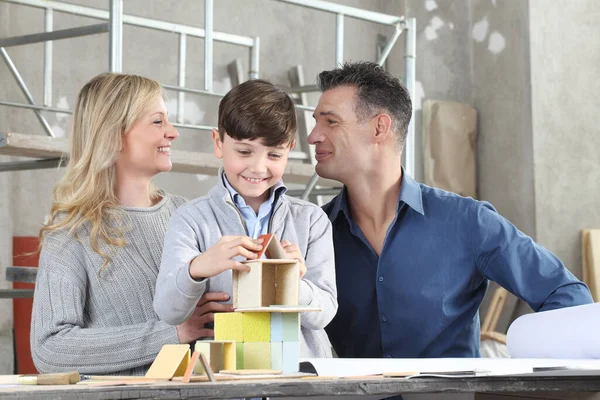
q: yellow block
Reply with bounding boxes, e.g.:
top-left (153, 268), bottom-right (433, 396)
top-left (243, 342), bottom-right (271, 370)
top-left (223, 342), bottom-right (236, 371)
top-left (243, 312), bottom-right (270, 342)
top-left (145, 344), bottom-right (190, 379)
top-left (215, 312), bottom-right (243, 342)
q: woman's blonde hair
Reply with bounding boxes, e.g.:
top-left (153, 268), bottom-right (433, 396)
top-left (40, 72), bottom-right (163, 270)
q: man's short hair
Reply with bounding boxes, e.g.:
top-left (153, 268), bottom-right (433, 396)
top-left (317, 61), bottom-right (412, 149)
top-left (218, 79), bottom-right (296, 147)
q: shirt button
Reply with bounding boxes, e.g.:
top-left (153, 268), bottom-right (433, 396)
top-left (381, 316), bottom-right (388, 322)
top-left (378, 276), bottom-right (384, 282)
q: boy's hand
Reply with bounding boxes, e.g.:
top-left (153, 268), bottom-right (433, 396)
top-left (175, 292), bottom-right (233, 343)
top-left (189, 235), bottom-right (263, 279)
top-left (280, 240), bottom-right (307, 278)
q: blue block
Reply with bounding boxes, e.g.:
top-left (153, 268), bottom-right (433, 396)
top-left (282, 341), bottom-right (299, 373)
top-left (270, 312), bottom-right (283, 342)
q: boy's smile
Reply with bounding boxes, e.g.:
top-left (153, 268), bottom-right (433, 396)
top-left (212, 129), bottom-right (293, 213)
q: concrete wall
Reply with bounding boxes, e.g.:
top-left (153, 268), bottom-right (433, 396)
top-left (0, 0), bottom-right (15, 375)
top-left (530, 0), bottom-right (600, 281)
top-left (470, 0), bottom-right (535, 324)
top-left (0, 0), bottom-right (390, 373)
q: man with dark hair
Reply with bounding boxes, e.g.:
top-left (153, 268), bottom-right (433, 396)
top-left (309, 61), bottom-right (592, 359)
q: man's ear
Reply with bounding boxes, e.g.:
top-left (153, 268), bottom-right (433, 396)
top-left (373, 113), bottom-right (393, 144)
top-left (212, 128), bottom-right (223, 158)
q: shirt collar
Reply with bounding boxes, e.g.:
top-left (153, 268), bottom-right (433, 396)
top-left (222, 172), bottom-right (287, 209)
top-left (330, 167), bottom-right (424, 222)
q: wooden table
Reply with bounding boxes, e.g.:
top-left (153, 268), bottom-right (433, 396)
top-left (2, 371), bottom-right (600, 399)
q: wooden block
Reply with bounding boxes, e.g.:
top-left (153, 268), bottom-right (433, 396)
top-left (234, 261), bottom-right (263, 308)
top-left (243, 342), bottom-right (271, 370)
top-left (194, 340), bottom-right (236, 373)
top-left (282, 313), bottom-right (300, 341)
top-left (262, 263), bottom-right (277, 307)
top-left (271, 312), bottom-right (283, 341)
top-left (256, 233), bottom-right (273, 259)
top-left (214, 312), bottom-right (243, 342)
top-left (275, 262), bottom-right (300, 305)
top-left (582, 230), bottom-right (590, 288)
top-left (198, 353), bottom-right (216, 382)
top-left (236, 342), bottom-right (244, 370)
top-left (243, 312), bottom-right (271, 342)
top-left (271, 342), bottom-right (283, 371)
top-left (382, 371), bottom-right (419, 377)
top-left (219, 369), bottom-right (282, 375)
top-left (222, 341), bottom-right (236, 371)
top-left (282, 341), bottom-right (299, 373)
top-left (235, 306), bottom-right (320, 313)
top-left (183, 351), bottom-right (200, 383)
top-left (192, 345), bottom-right (209, 374)
top-left (585, 230), bottom-right (600, 302)
top-left (194, 342), bottom-right (221, 374)
top-left (145, 344), bottom-right (190, 380)
top-left (264, 234), bottom-right (287, 259)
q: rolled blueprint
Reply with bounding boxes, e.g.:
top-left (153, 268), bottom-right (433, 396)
top-left (507, 302), bottom-right (600, 358)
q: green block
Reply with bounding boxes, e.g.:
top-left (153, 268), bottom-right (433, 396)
top-left (271, 342), bottom-right (283, 371)
top-left (243, 342), bottom-right (271, 370)
top-left (236, 342), bottom-right (244, 369)
top-left (282, 313), bottom-right (299, 341)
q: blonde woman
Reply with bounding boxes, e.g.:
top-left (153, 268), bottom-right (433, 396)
top-left (30, 73), bottom-right (225, 375)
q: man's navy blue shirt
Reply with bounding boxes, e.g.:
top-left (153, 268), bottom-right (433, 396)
top-left (324, 172), bottom-right (592, 359)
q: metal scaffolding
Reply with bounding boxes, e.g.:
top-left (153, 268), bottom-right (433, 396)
top-left (0, 0), bottom-right (416, 192)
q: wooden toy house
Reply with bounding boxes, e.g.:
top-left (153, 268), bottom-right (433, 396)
top-left (209, 234), bottom-right (313, 373)
top-left (149, 235), bottom-right (320, 378)
top-left (233, 233), bottom-right (299, 309)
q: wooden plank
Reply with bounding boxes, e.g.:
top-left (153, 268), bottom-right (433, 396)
top-left (3, 374), bottom-right (600, 399)
top-left (234, 306), bottom-right (320, 313)
top-left (584, 230), bottom-right (600, 301)
top-left (476, 393), bottom-right (600, 400)
top-left (220, 369), bottom-right (281, 375)
top-left (0, 289), bottom-right (34, 299)
top-left (6, 267), bottom-right (38, 283)
top-left (0, 132), bottom-right (68, 158)
top-left (0, 132), bottom-right (339, 186)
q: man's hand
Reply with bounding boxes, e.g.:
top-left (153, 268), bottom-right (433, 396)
top-left (175, 292), bottom-right (234, 343)
top-left (189, 235), bottom-right (263, 279)
top-left (280, 240), bottom-right (307, 278)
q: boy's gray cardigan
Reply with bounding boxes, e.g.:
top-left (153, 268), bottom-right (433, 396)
top-left (155, 173), bottom-right (338, 358)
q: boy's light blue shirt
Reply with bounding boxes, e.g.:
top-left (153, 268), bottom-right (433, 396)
top-left (222, 174), bottom-right (286, 239)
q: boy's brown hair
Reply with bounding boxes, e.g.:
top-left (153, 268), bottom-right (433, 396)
top-left (218, 79), bottom-right (297, 147)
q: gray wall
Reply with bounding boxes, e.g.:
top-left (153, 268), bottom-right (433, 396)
top-left (0, 0), bottom-right (389, 373)
top-left (0, 0), bottom-right (15, 375)
top-left (530, 0), bottom-right (600, 281)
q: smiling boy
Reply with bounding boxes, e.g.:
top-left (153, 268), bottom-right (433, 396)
top-left (154, 79), bottom-right (337, 358)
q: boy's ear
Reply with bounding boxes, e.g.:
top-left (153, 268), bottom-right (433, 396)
top-left (288, 140), bottom-right (296, 151)
top-left (212, 128), bottom-right (223, 159)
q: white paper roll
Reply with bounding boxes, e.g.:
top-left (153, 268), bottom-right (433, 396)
top-left (507, 302), bottom-right (600, 358)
